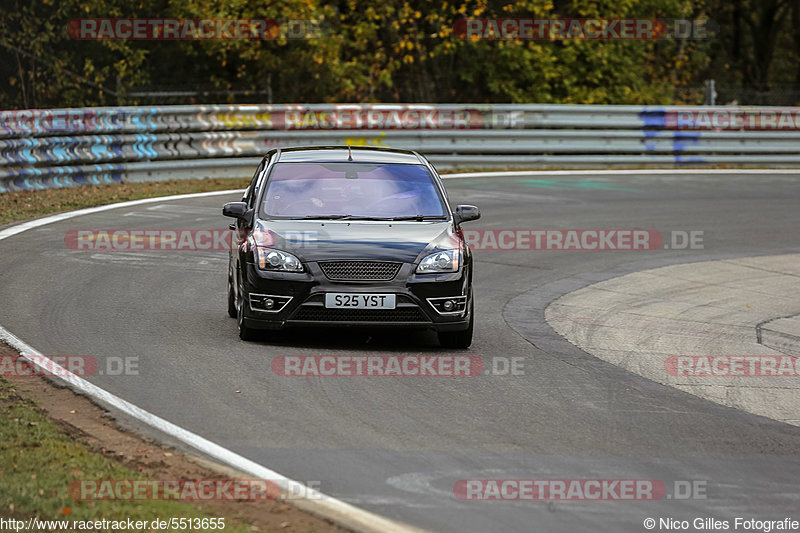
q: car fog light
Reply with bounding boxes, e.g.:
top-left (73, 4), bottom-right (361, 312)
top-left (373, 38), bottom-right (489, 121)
top-left (443, 300), bottom-right (455, 311)
top-left (264, 298), bottom-right (275, 309)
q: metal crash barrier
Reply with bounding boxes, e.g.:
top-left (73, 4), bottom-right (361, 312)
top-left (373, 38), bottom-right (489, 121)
top-left (2, 103), bottom-right (800, 192)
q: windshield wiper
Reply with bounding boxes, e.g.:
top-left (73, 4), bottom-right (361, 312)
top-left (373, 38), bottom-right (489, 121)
top-left (293, 214), bottom-right (390, 221)
top-left (297, 214), bottom-right (353, 220)
top-left (333, 216), bottom-right (396, 220)
top-left (388, 215), bottom-right (448, 221)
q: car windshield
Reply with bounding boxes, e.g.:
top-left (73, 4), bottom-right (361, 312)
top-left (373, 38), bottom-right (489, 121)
top-left (260, 162), bottom-right (448, 219)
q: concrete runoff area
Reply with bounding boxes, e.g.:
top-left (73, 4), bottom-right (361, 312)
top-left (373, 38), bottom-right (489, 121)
top-left (759, 314), bottom-right (800, 355)
top-left (547, 254), bottom-right (800, 426)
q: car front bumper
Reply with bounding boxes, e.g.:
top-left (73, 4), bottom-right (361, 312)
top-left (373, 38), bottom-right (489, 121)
top-left (239, 260), bottom-right (472, 332)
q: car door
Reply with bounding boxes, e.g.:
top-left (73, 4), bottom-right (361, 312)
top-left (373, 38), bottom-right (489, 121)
top-left (229, 157), bottom-right (268, 288)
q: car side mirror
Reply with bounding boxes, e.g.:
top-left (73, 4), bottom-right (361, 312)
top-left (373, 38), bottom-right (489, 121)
top-left (223, 202), bottom-right (248, 219)
top-left (454, 205), bottom-right (480, 224)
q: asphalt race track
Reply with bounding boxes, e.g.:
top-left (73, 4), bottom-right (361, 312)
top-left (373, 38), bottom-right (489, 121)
top-left (2, 171), bottom-right (800, 532)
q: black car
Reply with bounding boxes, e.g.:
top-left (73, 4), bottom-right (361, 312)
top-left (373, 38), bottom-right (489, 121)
top-left (222, 146), bottom-right (480, 348)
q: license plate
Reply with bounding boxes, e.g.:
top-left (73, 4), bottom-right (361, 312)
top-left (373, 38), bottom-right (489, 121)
top-left (324, 293), bottom-right (396, 309)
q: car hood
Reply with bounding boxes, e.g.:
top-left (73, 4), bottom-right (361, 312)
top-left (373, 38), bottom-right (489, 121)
top-left (253, 219), bottom-right (459, 263)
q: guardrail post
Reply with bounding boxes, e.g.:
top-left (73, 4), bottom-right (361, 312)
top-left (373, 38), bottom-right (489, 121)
top-left (704, 79), bottom-right (717, 105)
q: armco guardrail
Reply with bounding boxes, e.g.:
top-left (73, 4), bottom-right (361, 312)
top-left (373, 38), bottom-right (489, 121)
top-left (2, 104), bottom-right (800, 192)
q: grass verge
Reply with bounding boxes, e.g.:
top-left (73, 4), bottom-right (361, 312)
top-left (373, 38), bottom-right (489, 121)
top-left (0, 178), bottom-right (252, 226)
top-left (0, 375), bottom-right (251, 532)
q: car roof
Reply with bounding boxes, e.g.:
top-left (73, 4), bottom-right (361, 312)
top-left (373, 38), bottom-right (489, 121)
top-left (274, 146), bottom-right (424, 164)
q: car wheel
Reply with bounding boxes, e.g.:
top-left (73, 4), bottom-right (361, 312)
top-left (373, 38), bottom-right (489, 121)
top-left (237, 286), bottom-right (259, 342)
top-left (227, 276), bottom-right (237, 318)
top-left (438, 301), bottom-right (474, 349)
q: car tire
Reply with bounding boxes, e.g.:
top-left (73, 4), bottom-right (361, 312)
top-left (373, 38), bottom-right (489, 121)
top-left (227, 277), bottom-right (237, 318)
top-left (237, 287), bottom-right (259, 342)
top-left (438, 301), bottom-right (474, 349)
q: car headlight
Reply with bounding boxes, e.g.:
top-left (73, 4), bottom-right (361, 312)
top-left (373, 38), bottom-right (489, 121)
top-left (416, 250), bottom-right (461, 274)
top-left (255, 248), bottom-right (303, 272)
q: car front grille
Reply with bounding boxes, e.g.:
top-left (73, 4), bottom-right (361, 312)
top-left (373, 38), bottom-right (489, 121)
top-left (319, 261), bottom-right (402, 281)
top-left (292, 307), bottom-right (429, 323)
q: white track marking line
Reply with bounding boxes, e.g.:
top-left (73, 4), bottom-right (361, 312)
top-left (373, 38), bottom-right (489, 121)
top-left (0, 190), bottom-right (242, 241)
